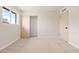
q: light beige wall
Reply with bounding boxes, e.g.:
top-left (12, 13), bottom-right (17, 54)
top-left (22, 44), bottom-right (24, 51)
top-left (59, 9), bottom-right (69, 41)
top-left (22, 14), bottom-right (30, 38)
top-left (22, 11), bottom-right (60, 38)
top-left (0, 6), bottom-right (21, 50)
top-left (59, 6), bottom-right (79, 48)
top-left (68, 7), bottom-right (79, 48)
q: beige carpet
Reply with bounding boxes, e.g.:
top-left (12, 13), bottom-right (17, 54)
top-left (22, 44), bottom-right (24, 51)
top-left (0, 37), bottom-right (79, 53)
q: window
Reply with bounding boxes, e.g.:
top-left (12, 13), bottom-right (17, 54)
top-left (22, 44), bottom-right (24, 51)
top-left (11, 11), bottom-right (16, 24)
top-left (2, 7), bottom-right (10, 23)
top-left (2, 7), bottom-right (16, 24)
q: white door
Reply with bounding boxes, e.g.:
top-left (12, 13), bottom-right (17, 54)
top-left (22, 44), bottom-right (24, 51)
top-left (30, 16), bottom-right (38, 37)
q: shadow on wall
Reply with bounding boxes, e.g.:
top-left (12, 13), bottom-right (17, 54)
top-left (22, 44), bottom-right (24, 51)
top-left (21, 27), bottom-right (29, 39)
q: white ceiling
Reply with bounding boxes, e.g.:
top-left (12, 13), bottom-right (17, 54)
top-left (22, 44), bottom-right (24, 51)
top-left (18, 6), bottom-right (63, 12)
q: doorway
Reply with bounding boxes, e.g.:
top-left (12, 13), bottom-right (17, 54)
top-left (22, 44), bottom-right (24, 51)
top-left (30, 16), bottom-right (38, 37)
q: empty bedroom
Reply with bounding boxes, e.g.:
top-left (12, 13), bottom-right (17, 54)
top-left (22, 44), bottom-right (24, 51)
top-left (0, 6), bottom-right (79, 53)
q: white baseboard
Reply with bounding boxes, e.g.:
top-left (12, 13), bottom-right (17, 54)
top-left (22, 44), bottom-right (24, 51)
top-left (0, 38), bottom-right (19, 51)
top-left (68, 41), bottom-right (79, 49)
